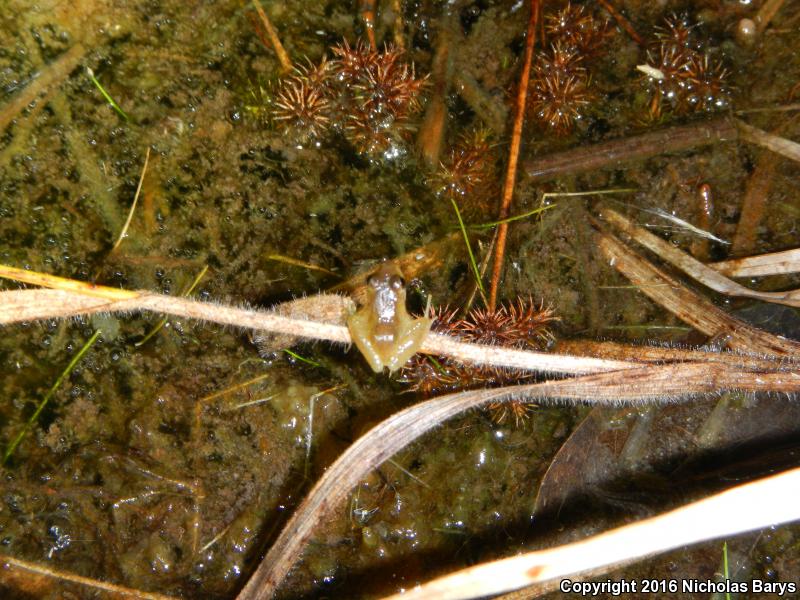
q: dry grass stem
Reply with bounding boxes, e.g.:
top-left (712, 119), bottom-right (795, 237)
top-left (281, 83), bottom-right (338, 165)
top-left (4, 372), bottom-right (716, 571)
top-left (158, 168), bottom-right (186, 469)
top-left (380, 466), bottom-right (800, 600)
top-left (111, 147), bottom-right (151, 253)
top-left (0, 552), bottom-right (177, 600)
top-left (0, 287), bottom-right (635, 376)
top-left (237, 364), bottom-right (800, 600)
top-left (601, 208), bottom-right (800, 307)
top-left (710, 248), bottom-right (800, 277)
top-left (595, 231), bottom-right (800, 356)
top-left (736, 120), bottom-right (800, 163)
top-left (553, 339), bottom-right (797, 373)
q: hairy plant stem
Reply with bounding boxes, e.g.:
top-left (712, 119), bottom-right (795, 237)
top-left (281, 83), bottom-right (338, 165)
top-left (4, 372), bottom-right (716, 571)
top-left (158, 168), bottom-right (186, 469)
top-left (4, 286), bottom-right (795, 378)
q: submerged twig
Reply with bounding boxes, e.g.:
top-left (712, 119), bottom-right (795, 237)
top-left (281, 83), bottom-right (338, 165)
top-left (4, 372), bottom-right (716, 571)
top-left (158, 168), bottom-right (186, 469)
top-left (251, 0), bottom-right (292, 73)
top-left (381, 466), bottom-right (800, 600)
top-left (755, 0), bottom-right (788, 33)
top-left (523, 116), bottom-right (738, 182)
top-left (489, 0), bottom-right (540, 309)
top-left (359, 0), bottom-right (377, 50)
top-left (596, 0), bottom-right (644, 46)
top-left (730, 146), bottom-right (777, 257)
top-left (417, 22), bottom-right (453, 167)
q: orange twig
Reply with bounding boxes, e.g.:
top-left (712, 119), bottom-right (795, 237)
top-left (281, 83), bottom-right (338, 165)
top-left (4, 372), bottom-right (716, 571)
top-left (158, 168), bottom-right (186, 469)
top-left (596, 0), bottom-right (645, 46)
top-left (360, 0), bottom-right (378, 51)
top-left (488, 0), bottom-right (539, 310)
top-left (251, 0), bottom-right (292, 73)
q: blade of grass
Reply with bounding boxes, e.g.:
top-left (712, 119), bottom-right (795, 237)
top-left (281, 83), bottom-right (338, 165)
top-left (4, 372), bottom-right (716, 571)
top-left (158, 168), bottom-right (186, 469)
top-left (472, 204), bottom-right (554, 229)
top-left (266, 254), bottom-right (337, 277)
top-left (3, 329), bottom-right (102, 464)
top-left (86, 67), bottom-right (129, 121)
top-left (451, 199), bottom-right (487, 304)
top-left (135, 265), bottom-right (209, 347)
top-left (283, 349), bottom-right (322, 367)
top-left (723, 541), bottom-right (731, 600)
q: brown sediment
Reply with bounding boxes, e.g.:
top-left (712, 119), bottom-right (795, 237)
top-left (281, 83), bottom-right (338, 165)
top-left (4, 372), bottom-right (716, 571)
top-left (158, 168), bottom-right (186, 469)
top-left (523, 116), bottom-right (739, 182)
top-left (0, 44), bottom-right (85, 134)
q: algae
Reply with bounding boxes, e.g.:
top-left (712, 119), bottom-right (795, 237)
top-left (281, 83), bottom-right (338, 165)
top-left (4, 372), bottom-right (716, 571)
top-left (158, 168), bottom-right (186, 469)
top-left (1, 0), bottom-right (799, 598)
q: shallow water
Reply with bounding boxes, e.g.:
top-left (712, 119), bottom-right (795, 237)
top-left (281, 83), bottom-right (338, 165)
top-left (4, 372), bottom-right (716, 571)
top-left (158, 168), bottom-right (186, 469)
top-left (1, 0), bottom-right (799, 598)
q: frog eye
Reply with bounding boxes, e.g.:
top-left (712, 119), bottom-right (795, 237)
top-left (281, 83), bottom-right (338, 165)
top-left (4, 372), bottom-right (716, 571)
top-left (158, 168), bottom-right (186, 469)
top-left (390, 275), bottom-right (405, 289)
top-left (367, 274), bottom-right (377, 287)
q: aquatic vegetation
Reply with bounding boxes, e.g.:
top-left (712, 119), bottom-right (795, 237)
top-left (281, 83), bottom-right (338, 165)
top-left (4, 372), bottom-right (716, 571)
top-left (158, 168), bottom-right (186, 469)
top-left (272, 73), bottom-right (332, 142)
top-left (271, 39), bottom-right (427, 156)
top-left (400, 298), bottom-right (557, 424)
top-left (528, 4), bottom-right (609, 134)
top-left (544, 2), bottom-right (609, 56)
top-left (640, 16), bottom-right (731, 118)
top-left (430, 129), bottom-right (496, 215)
top-left (529, 69), bottom-right (594, 134)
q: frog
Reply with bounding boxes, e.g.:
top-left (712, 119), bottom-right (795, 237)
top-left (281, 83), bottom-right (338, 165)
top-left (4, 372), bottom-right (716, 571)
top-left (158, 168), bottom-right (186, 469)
top-left (346, 262), bottom-right (432, 373)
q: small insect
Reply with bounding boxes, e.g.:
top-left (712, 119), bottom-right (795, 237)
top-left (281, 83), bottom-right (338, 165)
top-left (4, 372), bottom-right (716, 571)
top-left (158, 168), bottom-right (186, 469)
top-left (347, 262), bottom-right (432, 373)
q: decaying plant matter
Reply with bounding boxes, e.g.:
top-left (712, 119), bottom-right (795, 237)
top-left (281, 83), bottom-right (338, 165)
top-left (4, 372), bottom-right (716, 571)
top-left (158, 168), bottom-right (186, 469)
top-left (3, 0), bottom-right (800, 599)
